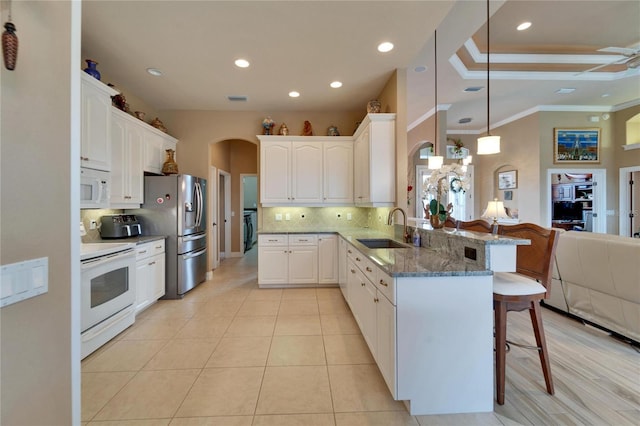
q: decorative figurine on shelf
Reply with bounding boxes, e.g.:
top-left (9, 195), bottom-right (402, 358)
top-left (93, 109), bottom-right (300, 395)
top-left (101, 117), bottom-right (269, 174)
top-left (367, 100), bottom-right (381, 113)
top-left (150, 117), bottom-right (168, 133)
top-left (262, 116), bottom-right (275, 135)
top-left (301, 120), bottom-right (313, 136)
top-left (327, 125), bottom-right (340, 136)
top-left (162, 149), bottom-right (179, 175)
top-left (278, 123), bottom-right (289, 136)
top-left (111, 91), bottom-right (128, 112)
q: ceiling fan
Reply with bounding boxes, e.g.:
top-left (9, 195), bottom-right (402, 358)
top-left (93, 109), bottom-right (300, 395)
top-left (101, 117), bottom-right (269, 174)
top-left (579, 45), bottom-right (640, 74)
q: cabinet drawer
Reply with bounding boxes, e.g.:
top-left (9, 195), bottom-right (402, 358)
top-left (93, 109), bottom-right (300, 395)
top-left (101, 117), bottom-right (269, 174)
top-left (150, 239), bottom-right (165, 255)
top-left (348, 248), bottom-right (376, 283)
top-left (289, 234), bottom-right (318, 246)
top-left (259, 234), bottom-right (288, 246)
top-left (136, 242), bottom-right (155, 260)
top-left (376, 269), bottom-right (396, 305)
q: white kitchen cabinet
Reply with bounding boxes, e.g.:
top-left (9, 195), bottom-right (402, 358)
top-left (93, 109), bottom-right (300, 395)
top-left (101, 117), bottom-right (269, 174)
top-left (292, 142), bottom-right (323, 203)
top-left (258, 234), bottom-right (289, 285)
top-left (258, 136), bottom-right (353, 206)
top-left (353, 114), bottom-right (396, 206)
top-left (375, 291), bottom-right (396, 395)
top-left (143, 129), bottom-right (178, 175)
top-left (111, 109), bottom-right (144, 207)
top-left (318, 235), bottom-right (338, 284)
top-left (135, 240), bottom-right (165, 315)
top-left (288, 235), bottom-right (319, 284)
top-left (338, 237), bottom-right (349, 300)
top-left (80, 73), bottom-right (118, 171)
top-left (323, 142), bottom-right (353, 203)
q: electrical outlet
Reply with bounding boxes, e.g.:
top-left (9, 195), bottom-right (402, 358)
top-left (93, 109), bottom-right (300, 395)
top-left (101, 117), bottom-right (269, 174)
top-left (275, 213), bottom-right (282, 221)
top-left (347, 213), bottom-right (352, 221)
top-left (89, 220), bottom-right (97, 230)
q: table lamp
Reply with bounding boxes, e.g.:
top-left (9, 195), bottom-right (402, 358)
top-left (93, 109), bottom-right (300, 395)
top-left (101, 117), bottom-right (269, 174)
top-left (482, 198), bottom-right (510, 225)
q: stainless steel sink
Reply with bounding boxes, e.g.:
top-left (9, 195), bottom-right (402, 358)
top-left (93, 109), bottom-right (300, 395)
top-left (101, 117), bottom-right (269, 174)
top-left (357, 238), bottom-right (409, 249)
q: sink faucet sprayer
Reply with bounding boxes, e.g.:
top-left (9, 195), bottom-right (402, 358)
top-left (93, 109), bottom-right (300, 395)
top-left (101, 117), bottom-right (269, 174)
top-left (387, 207), bottom-right (411, 243)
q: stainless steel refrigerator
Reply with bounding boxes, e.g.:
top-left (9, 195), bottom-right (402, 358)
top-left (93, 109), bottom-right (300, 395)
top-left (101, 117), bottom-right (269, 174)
top-left (130, 175), bottom-right (207, 299)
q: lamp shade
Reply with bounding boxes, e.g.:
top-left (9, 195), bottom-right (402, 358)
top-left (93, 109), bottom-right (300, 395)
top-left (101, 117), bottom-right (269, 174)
top-left (482, 198), bottom-right (509, 224)
top-left (477, 135), bottom-right (501, 155)
top-left (428, 155), bottom-right (444, 170)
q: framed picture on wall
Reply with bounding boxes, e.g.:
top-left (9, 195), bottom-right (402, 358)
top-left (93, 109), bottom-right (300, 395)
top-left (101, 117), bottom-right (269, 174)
top-left (504, 190), bottom-right (513, 201)
top-left (498, 170), bottom-right (517, 190)
top-left (554, 128), bottom-right (600, 163)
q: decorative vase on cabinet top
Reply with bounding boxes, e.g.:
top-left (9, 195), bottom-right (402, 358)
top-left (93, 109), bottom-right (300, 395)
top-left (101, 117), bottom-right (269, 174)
top-left (162, 149), bottom-right (179, 175)
top-left (367, 100), bottom-right (381, 113)
top-left (83, 59), bottom-right (101, 80)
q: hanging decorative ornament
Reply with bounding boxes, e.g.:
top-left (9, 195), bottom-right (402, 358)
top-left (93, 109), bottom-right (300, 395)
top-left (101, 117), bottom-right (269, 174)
top-left (2, 1), bottom-right (18, 71)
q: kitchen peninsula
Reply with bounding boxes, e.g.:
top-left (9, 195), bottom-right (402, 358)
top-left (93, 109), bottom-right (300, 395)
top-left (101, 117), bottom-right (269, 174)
top-left (258, 226), bottom-right (528, 414)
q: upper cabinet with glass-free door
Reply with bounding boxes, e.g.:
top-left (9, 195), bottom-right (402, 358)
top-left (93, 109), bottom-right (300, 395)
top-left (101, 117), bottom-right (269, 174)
top-left (258, 136), bottom-right (353, 206)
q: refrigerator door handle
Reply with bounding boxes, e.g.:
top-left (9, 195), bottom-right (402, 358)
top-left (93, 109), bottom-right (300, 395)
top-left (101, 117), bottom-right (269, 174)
top-left (195, 182), bottom-right (203, 228)
top-left (183, 233), bottom-right (206, 242)
top-left (183, 247), bottom-right (206, 260)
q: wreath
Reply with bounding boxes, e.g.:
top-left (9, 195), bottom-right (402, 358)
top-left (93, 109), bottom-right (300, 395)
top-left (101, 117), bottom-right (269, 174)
top-left (450, 177), bottom-right (464, 193)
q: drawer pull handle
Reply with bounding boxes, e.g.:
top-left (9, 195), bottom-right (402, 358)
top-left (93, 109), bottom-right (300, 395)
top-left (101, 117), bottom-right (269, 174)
top-left (155, 245), bottom-right (162, 249)
top-left (148, 261), bottom-right (156, 266)
top-left (299, 239), bottom-right (308, 242)
top-left (366, 267), bottom-right (372, 272)
top-left (355, 257), bottom-right (361, 261)
top-left (379, 279), bottom-right (388, 287)
top-left (374, 297), bottom-right (379, 303)
top-left (138, 250), bottom-right (147, 254)
top-left (361, 282), bottom-right (365, 287)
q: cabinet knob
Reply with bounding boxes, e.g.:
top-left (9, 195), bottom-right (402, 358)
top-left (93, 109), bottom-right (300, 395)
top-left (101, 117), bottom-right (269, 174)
top-left (347, 250), bottom-right (352, 254)
top-left (350, 269), bottom-right (356, 274)
top-left (379, 279), bottom-right (388, 287)
top-left (361, 282), bottom-right (365, 287)
top-left (374, 297), bottom-right (379, 303)
top-left (355, 257), bottom-right (361, 262)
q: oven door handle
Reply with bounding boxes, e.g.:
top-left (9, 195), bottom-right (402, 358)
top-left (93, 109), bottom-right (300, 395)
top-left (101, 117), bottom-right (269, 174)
top-left (182, 247), bottom-right (206, 260)
top-left (81, 249), bottom-right (134, 269)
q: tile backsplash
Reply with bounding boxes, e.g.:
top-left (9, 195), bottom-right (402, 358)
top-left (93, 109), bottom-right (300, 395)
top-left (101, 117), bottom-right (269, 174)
top-left (261, 206), bottom-right (396, 236)
top-left (80, 209), bottom-right (123, 242)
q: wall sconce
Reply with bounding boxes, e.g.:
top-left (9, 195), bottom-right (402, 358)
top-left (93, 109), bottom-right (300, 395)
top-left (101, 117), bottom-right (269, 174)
top-left (482, 198), bottom-right (509, 225)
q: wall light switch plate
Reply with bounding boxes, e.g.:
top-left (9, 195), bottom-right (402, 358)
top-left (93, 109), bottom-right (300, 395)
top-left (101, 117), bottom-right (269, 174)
top-left (275, 213), bottom-right (282, 221)
top-left (347, 213), bottom-right (352, 220)
top-left (1, 257), bottom-right (48, 308)
top-left (285, 213), bottom-right (291, 221)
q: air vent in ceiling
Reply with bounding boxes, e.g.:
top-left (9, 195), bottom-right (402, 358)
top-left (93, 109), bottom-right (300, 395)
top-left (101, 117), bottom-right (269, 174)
top-left (458, 117), bottom-right (472, 124)
top-left (463, 86), bottom-right (484, 92)
top-left (227, 95), bottom-right (248, 102)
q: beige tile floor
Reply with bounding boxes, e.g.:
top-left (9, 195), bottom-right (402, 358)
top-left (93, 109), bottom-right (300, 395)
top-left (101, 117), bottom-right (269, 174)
top-left (82, 247), bottom-right (638, 425)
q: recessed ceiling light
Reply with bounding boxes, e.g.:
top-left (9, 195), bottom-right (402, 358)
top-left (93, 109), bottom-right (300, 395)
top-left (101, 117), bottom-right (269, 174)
top-left (234, 59), bottom-right (250, 68)
top-left (414, 66), bottom-right (427, 73)
top-left (556, 88), bottom-right (576, 94)
top-left (517, 22), bottom-right (532, 31)
top-left (330, 81), bottom-right (343, 88)
top-left (601, 93), bottom-right (611, 98)
top-left (463, 86), bottom-right (484, 92)
top-left (289, 91), bottom-right (300, 98)
top-left (146, 68), bottom-right (163, 76)
top-left (377, 42), bottom-right (394, 53)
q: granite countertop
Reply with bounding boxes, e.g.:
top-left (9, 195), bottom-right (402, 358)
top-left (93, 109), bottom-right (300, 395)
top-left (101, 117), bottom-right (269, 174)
top-left (86, 235), bottom-right (167, 245)
top-left (259, 227), bottom-right (496, 278)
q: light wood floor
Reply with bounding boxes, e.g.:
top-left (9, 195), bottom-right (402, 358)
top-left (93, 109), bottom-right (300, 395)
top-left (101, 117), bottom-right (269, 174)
top-left (82, 247), bottom-right (640, 425)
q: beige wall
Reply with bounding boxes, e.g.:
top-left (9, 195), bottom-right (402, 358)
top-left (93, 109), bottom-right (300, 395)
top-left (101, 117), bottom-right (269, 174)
top-left (1, 1), bottom-right (76, 423)
top-left (377, 69), bottom-right (408, 211)
top-left (615, 105), bottom-right (640, 168)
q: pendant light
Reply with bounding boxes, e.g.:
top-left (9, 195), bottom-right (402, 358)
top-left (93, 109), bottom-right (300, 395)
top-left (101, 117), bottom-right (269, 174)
top-left (428, 30), bottom-right (444, 169)
top-left (477, 0), bottom-right (500, 155)
top-left (2, 0), bottom-right (18, 71)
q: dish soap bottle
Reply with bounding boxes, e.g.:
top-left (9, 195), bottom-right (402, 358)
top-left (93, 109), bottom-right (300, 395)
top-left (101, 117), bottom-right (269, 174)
top-left (412, 228), bottom-right (421, 247)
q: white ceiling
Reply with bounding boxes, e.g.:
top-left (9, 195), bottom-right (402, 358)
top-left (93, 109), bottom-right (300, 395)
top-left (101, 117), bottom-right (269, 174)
top-left (82, 0), bottom-right (640, 133)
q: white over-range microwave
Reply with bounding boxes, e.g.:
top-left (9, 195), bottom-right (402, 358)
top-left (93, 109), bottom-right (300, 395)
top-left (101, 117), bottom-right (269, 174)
top-left (80, 167), bottom-right (110, 209)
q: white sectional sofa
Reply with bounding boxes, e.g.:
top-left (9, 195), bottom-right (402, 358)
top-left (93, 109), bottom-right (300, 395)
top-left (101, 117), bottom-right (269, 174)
top-left (546, 230), bottom-right (640, 343)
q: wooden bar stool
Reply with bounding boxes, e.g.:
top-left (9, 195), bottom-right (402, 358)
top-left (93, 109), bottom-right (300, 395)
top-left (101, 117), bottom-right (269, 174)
top-left (493, 223), bottom-right (559, 405)
top-left (455, 219), bottom-right (496, 234)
